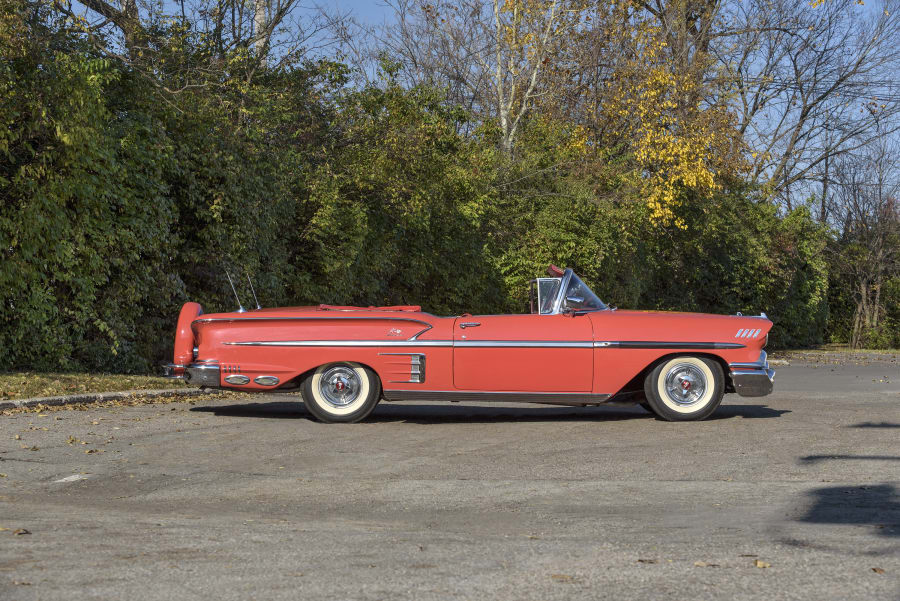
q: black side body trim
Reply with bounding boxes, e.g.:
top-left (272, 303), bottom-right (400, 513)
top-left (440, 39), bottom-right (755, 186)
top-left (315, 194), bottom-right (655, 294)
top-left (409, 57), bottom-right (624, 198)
top-left (601, 341), bottom-right (745, 350)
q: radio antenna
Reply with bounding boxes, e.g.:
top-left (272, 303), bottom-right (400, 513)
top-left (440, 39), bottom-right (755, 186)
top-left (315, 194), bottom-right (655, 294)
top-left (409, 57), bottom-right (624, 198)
top-left (225, 270), bottom-right (246, 313)
top-left (246, 273), bottom-right (261, 310)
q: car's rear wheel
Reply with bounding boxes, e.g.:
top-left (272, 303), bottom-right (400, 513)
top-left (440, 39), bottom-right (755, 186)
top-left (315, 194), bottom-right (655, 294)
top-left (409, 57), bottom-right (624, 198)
top-left (302, 362), bottom-right (381, 423)
top-left (643, 356), bottom-right (724, 421)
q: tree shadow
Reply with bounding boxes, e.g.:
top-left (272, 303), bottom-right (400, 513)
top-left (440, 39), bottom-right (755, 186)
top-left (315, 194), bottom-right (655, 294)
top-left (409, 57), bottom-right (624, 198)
top-left (190, 400), bottom-right (789, 423)
top-left (800, 455), bottom-right (900, 464)
top-left (796, 483), bottom-right (899, 538)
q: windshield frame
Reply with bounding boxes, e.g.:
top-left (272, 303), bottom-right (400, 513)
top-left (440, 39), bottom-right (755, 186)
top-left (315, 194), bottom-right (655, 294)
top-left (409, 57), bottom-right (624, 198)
top-left (549, 268), bottom-right (609, 314)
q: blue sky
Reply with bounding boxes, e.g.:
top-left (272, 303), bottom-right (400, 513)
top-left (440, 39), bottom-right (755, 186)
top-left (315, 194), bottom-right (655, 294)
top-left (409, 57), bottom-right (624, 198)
top-left (327, 0), bottom-right (394, 25)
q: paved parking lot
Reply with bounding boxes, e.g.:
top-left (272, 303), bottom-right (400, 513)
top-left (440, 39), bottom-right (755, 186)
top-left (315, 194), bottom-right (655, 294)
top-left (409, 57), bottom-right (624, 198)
top-left (1, 357), bottom-right (898, 600)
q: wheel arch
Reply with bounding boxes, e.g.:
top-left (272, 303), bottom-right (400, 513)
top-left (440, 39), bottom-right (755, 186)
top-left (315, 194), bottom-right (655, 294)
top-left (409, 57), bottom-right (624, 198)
top-left (286, 360), bottom-right (384, 391)
top-left (618, 352), bottom-right (733, 395)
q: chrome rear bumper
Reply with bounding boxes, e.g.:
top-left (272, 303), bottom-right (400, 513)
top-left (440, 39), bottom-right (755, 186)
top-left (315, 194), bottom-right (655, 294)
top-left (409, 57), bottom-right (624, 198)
top-left (729, 351), bottom-right (775, 397)
top-left (161, 361), bottom-right (221, 388)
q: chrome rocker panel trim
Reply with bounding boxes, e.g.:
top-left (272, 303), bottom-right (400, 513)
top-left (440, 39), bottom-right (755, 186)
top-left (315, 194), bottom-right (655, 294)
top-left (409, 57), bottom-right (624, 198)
top-left (383, 390), bottom-right (612, 405)
top-left (729, 351), bottom-right (775, 397)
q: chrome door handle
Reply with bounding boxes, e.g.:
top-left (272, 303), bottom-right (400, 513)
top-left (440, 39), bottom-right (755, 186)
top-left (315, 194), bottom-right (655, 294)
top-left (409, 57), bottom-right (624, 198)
top-left (459, 322), bottom-right (481, 329)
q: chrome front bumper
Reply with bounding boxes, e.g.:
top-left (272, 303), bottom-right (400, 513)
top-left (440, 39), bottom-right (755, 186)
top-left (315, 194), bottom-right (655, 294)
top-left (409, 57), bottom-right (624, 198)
top-left (729, 351), bottom-right (775, 397)
top-left (162, 361), bottom-right (221, 388)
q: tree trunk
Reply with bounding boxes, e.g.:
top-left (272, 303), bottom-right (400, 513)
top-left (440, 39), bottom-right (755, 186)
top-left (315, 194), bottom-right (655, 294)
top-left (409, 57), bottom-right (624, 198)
top-left (253, 0), bottom-right (268, 55)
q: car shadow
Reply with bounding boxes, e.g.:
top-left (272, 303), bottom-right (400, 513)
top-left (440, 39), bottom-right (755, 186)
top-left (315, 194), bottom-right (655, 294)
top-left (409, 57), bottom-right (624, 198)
top-left (190, 401), bottom-right (789, 423)
top-left (795, 482), bottom-right (899, 539)
top-left (707, 405), bottom-right (790, 420)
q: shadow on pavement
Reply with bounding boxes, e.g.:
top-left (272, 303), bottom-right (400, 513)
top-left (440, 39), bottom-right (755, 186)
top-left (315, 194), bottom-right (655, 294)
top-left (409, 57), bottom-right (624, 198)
top-left (848, 422), bottom-right (900, 429)
top-left (708, 405), bottom-right (790, 420)
top-left (191, 401), bottom-right (789, 423)
top-left (796, 483), bottom-right (899, 538)
top-left (800, 455), bottom-right (900, 464)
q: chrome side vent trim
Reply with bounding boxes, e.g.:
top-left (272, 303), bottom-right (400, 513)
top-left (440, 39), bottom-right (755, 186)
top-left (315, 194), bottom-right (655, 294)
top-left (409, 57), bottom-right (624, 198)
top-left (735, 328), bottom-right (761, 339)
top-left (254, 375), bottom-right (279, 386)
top-left (379, 353), bottom-right (426, 383)
top-left (224, 374), bottom-right (250, 385)
top-left (410, 354), bottom-right (425, 383)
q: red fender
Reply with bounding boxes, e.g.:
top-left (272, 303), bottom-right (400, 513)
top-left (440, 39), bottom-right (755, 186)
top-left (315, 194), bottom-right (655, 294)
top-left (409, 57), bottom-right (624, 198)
top-left (173, 302), bottom-right (203, 367)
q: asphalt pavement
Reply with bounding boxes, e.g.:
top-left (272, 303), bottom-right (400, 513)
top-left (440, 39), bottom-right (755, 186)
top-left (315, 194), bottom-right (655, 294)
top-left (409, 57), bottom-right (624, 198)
top-left (1, 356), bottom-right (898, 600)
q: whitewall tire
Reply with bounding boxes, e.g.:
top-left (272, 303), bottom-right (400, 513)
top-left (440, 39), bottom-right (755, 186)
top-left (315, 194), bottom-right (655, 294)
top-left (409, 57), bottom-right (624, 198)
top-left (301, 362), bottom-right (381, 423)
top-left (643, 356), bottom-right (724, 421)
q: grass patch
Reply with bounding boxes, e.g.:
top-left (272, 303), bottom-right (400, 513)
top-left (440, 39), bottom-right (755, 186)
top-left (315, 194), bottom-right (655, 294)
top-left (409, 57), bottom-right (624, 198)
top-left (0, 372), bottom-right (188, 401)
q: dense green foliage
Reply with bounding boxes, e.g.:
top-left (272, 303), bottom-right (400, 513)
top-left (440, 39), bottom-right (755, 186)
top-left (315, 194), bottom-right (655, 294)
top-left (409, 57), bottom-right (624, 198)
top-left (0, 2), bottom-right (890, 373)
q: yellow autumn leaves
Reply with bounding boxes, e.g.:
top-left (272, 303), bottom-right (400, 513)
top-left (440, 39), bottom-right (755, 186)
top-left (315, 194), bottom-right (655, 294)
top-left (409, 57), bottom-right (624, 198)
top-left (597, 20), bottom-right (741, 228)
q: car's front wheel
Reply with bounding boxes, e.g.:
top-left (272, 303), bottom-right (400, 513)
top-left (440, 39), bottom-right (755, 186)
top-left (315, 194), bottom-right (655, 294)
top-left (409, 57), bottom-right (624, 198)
top-left (301, 362), bottom-right (381, 423)
top-left (643, 356), bottom-right (724, 421)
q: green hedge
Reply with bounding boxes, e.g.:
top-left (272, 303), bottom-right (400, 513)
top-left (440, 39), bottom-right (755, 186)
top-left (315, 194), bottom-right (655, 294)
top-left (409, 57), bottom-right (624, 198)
top-left (0, 7), bottom-right (838, 372)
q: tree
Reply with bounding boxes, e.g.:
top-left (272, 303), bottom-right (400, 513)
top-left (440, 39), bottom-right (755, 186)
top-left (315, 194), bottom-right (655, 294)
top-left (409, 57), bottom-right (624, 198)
top-left (52, 0), bottom-right (331, 92)
top-left (714, 0), bottom-right (900, 208)
top-left (379, 0), bottom-right (586, 153)
top-left (827, 137), bottom-right (900, 348)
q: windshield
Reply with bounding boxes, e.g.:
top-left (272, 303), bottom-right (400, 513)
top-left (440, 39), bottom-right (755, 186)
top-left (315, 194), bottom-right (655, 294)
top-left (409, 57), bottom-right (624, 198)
top-left (562, 272), bottom-right (608, 312)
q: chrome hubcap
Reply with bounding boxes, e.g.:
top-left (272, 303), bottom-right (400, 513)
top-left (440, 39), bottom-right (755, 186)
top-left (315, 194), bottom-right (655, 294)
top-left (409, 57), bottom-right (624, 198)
top-left (664, 363), bottom-right (707, 406)
top-left (319, 366), bottom-right (361, 408)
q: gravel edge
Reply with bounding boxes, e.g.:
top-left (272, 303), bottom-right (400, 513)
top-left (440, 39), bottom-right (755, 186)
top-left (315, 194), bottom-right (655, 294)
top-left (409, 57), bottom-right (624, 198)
top-left (0, 388), bottom-right (220, 411)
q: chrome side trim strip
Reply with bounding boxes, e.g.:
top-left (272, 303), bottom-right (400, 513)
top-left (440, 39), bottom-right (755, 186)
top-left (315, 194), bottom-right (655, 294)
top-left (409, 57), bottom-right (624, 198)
top-left (194, 315), bottom-right (432, 326)
top-left (594, 341), bottom-right (746, 350)
top-left (224, 340), bottom-right (453, 347)
top-left (382, 390), bottom-right (612, 405)
top-left (224, 339), bottom-right (745, 349)
top-left (456, 340), bottom-right (593, 348)
top-left (194, 315), bottom-right (434, 341)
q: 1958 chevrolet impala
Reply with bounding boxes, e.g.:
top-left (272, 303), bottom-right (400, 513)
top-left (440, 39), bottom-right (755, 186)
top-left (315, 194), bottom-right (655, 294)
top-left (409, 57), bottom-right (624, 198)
top-left (164, 266), bottom-right (775, 422)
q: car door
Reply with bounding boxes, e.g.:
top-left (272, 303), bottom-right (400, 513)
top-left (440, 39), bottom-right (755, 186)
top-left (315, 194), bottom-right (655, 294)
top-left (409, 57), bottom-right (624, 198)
top-left (452, 314), bottom-right (594, 392)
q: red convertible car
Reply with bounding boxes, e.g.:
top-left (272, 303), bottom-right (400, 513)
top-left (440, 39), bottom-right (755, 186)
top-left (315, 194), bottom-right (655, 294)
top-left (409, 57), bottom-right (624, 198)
top-left (164, 267), bottom-right (775, 422)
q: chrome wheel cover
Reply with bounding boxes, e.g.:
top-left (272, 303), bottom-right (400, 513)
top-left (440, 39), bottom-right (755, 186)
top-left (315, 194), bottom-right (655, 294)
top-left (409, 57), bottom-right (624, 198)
top-left (318, 365), bottom-right (362, 408)
top-left (663, 363), bottom-right (707, 407)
